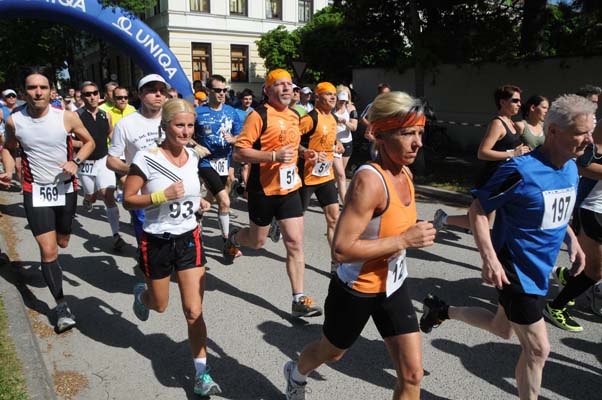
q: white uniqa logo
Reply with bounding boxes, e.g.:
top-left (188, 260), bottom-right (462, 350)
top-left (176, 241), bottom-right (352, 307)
top-left (46, 0), bottom-right (86, 12)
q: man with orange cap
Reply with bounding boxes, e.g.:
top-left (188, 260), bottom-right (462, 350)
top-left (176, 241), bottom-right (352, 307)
top-left (297, 82), bottom-right (344, 273)
top-left (194, 91), bottom-right (208, 106)
top-left (225, 69), bottom-right (323, 319)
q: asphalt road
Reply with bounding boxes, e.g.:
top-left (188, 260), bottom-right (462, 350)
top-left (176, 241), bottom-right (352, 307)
top-left (0, 189), bottom-right (600, 400)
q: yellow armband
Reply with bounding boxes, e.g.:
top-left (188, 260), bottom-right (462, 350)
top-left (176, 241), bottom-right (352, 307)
top-left (150, 190), bottom-right (168, 205)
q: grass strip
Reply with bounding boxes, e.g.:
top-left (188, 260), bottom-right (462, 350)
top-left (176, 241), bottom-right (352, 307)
top-left (0, 294), bottom-right (28, 400)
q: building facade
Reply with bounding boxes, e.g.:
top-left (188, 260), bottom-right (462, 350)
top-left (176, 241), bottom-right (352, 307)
top-left (77, 0), bottom-right (331, 94)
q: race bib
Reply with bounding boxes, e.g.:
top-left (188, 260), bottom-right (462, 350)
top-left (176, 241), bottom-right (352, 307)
top-left (279, 164), bottom-right (299, 190)
top-left (209, 158), bottom-right (228, 176)
top-left (311, 161), bottom-right (332, 177)
top-left (32, 181), bottom-right (73, 207)
top-left (157, 195), bottom-right (199, 224)
top-left (541, 187), bottom-right (575, 229)
top-left (79, 160), bottom-right (95, 176)
top-left (386, 250), bottom-right (407, 297)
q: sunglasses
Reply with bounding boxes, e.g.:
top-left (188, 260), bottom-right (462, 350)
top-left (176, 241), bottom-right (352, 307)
top-left (83, 90), bottom-right (99, 97)
top-left (510, 98), bottom-right (521, 104)
top-left (4, 93), bottom-right (16, 98)
top-left (212, 88), bottom-right (228, 93)
top-left (114, 96), bottom-right (128, 101)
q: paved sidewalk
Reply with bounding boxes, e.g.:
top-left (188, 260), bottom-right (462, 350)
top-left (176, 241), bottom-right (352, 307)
top-left (1, 188), bottom-right (600, 399)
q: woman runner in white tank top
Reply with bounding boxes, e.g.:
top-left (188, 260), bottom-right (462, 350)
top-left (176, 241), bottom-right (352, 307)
top-left (123, 99), bottom-right (221, 396)
top-left (332, 85), bottom-right (358, 204)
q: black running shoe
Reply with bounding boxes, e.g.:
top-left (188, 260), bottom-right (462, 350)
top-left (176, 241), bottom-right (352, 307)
top-left (420, 294), bottom-right (447, 334)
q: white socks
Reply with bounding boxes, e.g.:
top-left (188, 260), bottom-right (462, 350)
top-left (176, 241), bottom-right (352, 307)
top-left (218, 213), bottom-right (230, 238)
top-left (106, 206), bottom-right (120, 236)
top-left (194, 357), bottom-right (207, 375)
top-left (292, 364), bottom-right (307, 383)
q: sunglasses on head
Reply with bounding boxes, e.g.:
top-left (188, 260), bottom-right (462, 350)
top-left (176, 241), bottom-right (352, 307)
top-left (4, 93), bottom-right (16, 98)
top-left (83, 90), bottom-right (99, 97)
top-left (510, 98), bottom-right (521, 104)
top-left (212, 88), bottom-right (228, 93)
top-left (114, 96), bottom-right (128, 101)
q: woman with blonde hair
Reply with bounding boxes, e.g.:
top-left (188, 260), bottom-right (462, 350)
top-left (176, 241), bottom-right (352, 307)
top-left (333, 84), bottom-right (358, 204)
top-left (123, 99), bottom-right (219, 396)
top-left (283, 91), bottom-right (436, 400)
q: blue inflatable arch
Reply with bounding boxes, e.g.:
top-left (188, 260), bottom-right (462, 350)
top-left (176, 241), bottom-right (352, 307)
top-left (0, 0), bottom-right (193, 100)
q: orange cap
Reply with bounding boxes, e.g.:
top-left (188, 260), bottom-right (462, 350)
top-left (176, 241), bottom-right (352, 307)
top-left (315, 82), bottom-right (336, 95)
top-left (194, 91), bottom-right (207, 100)
top-left (265, 69), bottom-right (292, 88)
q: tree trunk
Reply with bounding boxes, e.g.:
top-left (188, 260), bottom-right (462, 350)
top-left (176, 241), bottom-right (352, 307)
top-left (519, 0), bottom-right (548, 57)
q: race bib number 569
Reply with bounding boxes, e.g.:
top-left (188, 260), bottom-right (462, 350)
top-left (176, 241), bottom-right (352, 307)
top-left (541, 187), bottom-right (575, 229)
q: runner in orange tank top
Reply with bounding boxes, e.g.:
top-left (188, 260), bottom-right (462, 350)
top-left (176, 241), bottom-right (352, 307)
top-left (283, 91), bottom-right (436, 400)
top-left (297, 82), bottom-right (344, 269)
top-left (224, 69), bottom-right (323, 319)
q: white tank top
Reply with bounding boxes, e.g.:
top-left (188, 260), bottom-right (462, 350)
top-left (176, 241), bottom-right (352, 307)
top-left (133, 147), bottom-right (201, 235)
top-left (335, 107), bottom-right (352, 143)
top-left (12, 106), bottom-right (73, 191)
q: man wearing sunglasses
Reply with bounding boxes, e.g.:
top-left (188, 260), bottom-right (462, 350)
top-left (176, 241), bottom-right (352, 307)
top-left (107, 87), bottom-right (136, 128)
top-left (99, 81), bottom-right (119, 113)
top-left (194, 74), bottom-right (242, 248)
top-left (107, 74), bottom-right (168, 243)
top-left (75, 81), bottom-right (125, 251)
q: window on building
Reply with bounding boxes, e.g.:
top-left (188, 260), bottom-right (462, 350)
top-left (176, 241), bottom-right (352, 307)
top-left (266, 0), bottom-right (282, 20)
top-left (192, 43), bottom-right (212, 83)
top-left (298, 0), bottom-right (313, 22)
top-left (230, 0), bottom-right (247, 16)
top-left (231, 45), bottom-right (248, 83)
top-left (190, 0), bottom-right (210, 12)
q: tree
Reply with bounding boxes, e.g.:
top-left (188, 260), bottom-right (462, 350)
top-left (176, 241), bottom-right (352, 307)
top-left (0, 0), bottom-right (156, 86)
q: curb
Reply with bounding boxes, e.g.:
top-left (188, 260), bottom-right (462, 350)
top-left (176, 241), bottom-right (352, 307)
top-left (414, 184), bottom-right (472, 206)
top-left (0, 198), bottom-right (57, 400)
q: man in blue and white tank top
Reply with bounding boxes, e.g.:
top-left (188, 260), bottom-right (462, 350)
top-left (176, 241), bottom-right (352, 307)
top-left (0, 66), bottom-right (95, 333)
top-left (419, 94), bottom-right (595, 399)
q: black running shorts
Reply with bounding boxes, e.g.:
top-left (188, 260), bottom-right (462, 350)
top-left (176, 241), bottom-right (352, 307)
top-left (573, 207), bottom-right (602, 243)
top-left (139, 226), bottom-right (206, 280)
top-left (323, 276), bottom-right (419, 349)
top-left (300, 180), bottom-right (338, 211)
top-left (247, 189), bottom-right (303, 227)
top-left (199, 167), bottom-right (228, 196)
top-left (23, 191), bottom-right (77, 237)
top-left (497, 286), bottom-right (545, 325)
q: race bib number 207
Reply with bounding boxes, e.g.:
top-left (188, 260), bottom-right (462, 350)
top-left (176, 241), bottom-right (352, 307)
top-left (541, 187), bottom-right (575, 230)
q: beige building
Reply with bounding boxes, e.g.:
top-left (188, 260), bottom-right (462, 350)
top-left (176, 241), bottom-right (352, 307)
top-left (77, 0), bottom-right (331, 94)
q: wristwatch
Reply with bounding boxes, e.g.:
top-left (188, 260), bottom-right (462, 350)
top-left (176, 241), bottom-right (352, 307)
top-left (72, 156), bottom-right (82, 166)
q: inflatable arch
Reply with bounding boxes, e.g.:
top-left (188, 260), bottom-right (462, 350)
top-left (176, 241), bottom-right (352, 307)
top-left (0, 0), bottom-right (193, 100)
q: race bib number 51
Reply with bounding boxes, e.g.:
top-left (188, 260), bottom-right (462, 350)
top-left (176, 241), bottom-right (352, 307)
top-left (279, 165), bottom-right (299, 190)
top-left (541, 187), bottom-right (575, 229)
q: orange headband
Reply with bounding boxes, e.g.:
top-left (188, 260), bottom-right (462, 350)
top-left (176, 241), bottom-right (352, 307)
top-left (371, 112), bottom-right (426, 134)
top-left (315, 82), bottom-right (336, 95)
top-left (265, 69), bottom-right (292, 88)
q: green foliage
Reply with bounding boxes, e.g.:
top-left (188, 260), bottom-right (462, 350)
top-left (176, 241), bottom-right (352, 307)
top-left (256, 26), bottom-right (300, 74)
top-left (0, 296), bottom-right (28, 400)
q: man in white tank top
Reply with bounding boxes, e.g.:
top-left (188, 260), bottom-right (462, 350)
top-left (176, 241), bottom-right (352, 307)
top-left (0, 67), bottom-right (95, 333)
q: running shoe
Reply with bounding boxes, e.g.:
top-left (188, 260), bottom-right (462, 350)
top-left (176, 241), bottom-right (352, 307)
top-left (82, 198), bottom-right (93, 212)
top-left (193, 370), bottom-right (222, 396)
top-left (552, 266), bottom-right (575, 306)
top-left (292, 295), bottom-right (322, 318)
top-left (222, 229), bottom-right (242, 264)
top-left (433, 209), bottom-right (447, 231)
top-left (587, 283), bottom-right (602, 317)
top-left (420, 294), bottom-right (447, 333)
top-left (112, 234), bottom-right (126, 251)
top-left (283, 361), bottom-right (306, 400)
top-left (229, 179), bottom-right (240, 198)
top-left (543, 302), bottom-right (582, 332)
top-left (268, 217), bottom-right (282, 243)
top-left (132, 283), bottom-right (149, 321)
top-left (55, 302), bottom-right (76, 333)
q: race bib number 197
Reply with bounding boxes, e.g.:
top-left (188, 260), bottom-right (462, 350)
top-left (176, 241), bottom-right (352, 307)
top-left (541, 187), bottom-right (575, 229)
